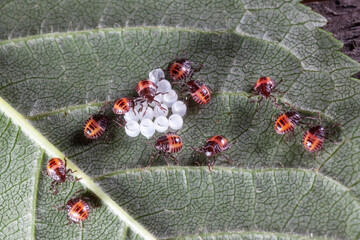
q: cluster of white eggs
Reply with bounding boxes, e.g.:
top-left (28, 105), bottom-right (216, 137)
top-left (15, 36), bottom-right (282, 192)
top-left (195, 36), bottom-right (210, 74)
top-left (124, 69), bottom-right (187, 139)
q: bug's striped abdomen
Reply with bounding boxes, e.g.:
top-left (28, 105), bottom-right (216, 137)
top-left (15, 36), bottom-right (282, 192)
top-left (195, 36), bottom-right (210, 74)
top-left (303, 130), bottom-right (324, 152)
top-left (275, 114), bottom-right (293, 134)
top-left (135, 80), bottom-right (157, 97)
top-left (83, 115), bottom-right (107, 139)
top-left (113, 97), bottom-right (133, 115)
top-left (187, 80), bottom-right (211, 105)
top-left (167, 59), bottom-right (192, 81)
top-left (166, 133), bottom-right (183, 153)
top-left (66, 198), bottom-right (90, 223)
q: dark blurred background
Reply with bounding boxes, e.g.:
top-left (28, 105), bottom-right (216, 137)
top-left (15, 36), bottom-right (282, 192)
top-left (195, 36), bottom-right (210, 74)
top-left (303, 0), bottom-right (360, 78)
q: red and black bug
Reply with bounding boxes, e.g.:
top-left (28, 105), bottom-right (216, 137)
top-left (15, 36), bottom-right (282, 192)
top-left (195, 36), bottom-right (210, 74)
top-left (55, 196), bottom-right (90, 227)
top-left (248, 76), bottom-right (284, 110)
top-left (186, 80), bottom-right (213, 105)
top-left (44, 157), bottom-right (79, 195)
top-left (190, 135), bottom-right (234, 171)
top-left (174, 79), bottom-right (214, 105)
top-left (303, 126), bottom-right (325, 152)
top-left (112, 97), bottom-right (134, 115)
top-left (83, 113), bottom-right (108, 139)
top-left (274, 111), bottom-right (301, 135)
top-left (149, 132), bottom-right (183, 166)
top-left (302, 113), bottom-right (339, 153)
top-left (135, 79), bottom-right (165, 115)
top-left (84, 103), bottom-right (124, 139)
top-left (167, 58), bottom-right (203, 81)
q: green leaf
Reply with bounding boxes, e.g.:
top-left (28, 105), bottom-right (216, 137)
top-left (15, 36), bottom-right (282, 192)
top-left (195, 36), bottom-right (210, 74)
top-left (1, 0), bottom-right (360, 239)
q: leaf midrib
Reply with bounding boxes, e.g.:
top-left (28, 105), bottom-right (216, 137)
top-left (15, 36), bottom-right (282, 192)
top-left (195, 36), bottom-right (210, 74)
top-left (168, 229), bottom-right (335, 240)
top-left (0, 97), bottom-right (157, 240)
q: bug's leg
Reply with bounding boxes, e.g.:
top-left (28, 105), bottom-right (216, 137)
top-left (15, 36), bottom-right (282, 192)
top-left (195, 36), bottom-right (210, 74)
top-left (189, 146), bottom-right (203, 157)
top-left (66, 217), bottom-right (72, 226)
top-left (132, 103), bottom-right (137, 115)
top-left (269, 95), bottom-right (282, 109)
top-left (189, 146), bottom-right (204, 166)
top-left (64, 156), bottom-right (69, 168)
top-left (154, 100), bottom-right (167, 112)
top-left (251, 98), bottom-right (263, 112)
top-left (219, 153), bottom-right (233, 163)
top-left (227, 139), bottom-right (238, 149)
top-left (169, 153), bottom-right (179, 165)
top-left (78, 222), bottom-right (82, 228)
top-left (52, 182), bottom-right (61, 195)
top-left (212, 156), bottom-right (217, 170)
top-left (273, 78), bottom-right (284, 89)
top-left (67, 173), bottom-right (82, 182)
top-left (99, 101), bottom-right (107, 115)
top-left (134, 98), bottom-right (145, 113)
top-left (207, 84), bottom-right (216, 93)
top-left (116, 116), bottom-right (127, 126)
top-left (112, 119), bottom-right (124, 128)
top-left (68, 189), bottom-right (84, 199)
top-left (188, 70), bottom-right (194, 81)
top-left (163, 153), bottom-right (171, 166)
top-left (170, 130), bottom-right (178, 134)
top-left (303, 116), bottom-right (318, 121)
top-left (272, 79), bottom-right (286, 94)
top-left (282, 101), bottom-right (293, 108)
top-left (172, 81), bottom-right (186, 86)
top-left (53, 183), bottom-right (60, 196)
top-left (188, 59), bottom-right (205, 73)
top-left (284, 133), bottom-right (291, 144)
top-left (285, 129), bottom-right (295, 143)
top-left (67, 169), bottom-right (77, 174)
top-left (274, 89), bottom-right (286, 95)
top-left (50, 181), bottom-right (56, 191)
top-left (248, 92), bottom-right (258, 100)
top-left (54, 203), bottom-right (65, 210)
top-left (324, 132), bottom-right (338, 144)
top-left (192, 64), bottom-right (204, 73)
top-left (325, 138), bottom-right (336, 144)
top-left (325, 124), bottom-right (341, 134)
top-left (189, 146), bottom-right (201, 152)
top-left (66, 159), bottom-right (77, 174)
top-left (142, 103), bottom-right (149, 117)
top-left (148, 151), bottom-right (160, 167)
top-left (208, 159), bottom-right (212, 172)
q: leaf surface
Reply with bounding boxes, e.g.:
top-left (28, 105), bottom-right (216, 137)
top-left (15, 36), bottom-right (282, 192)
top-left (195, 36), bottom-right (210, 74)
top-left (0, 0), bottom-right (360, 239)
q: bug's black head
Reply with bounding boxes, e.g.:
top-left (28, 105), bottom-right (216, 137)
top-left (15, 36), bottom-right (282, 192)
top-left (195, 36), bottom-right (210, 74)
top-left (57, 171), bottom-right (67, 182)
top-left (93, 114), bottom-right (108, 128)
top-left (145, 94), bottom-right (154, 103)
top-left (286, 111), bottom-right (301, 125)
top-left (154, 141), bottom-right (164, 151)
top-left (309, 125), bottom-right (326, 138)
top-left (175, 58), bottom-right (189, 64)
top-left (186, 80), bottom-right (203, 93)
